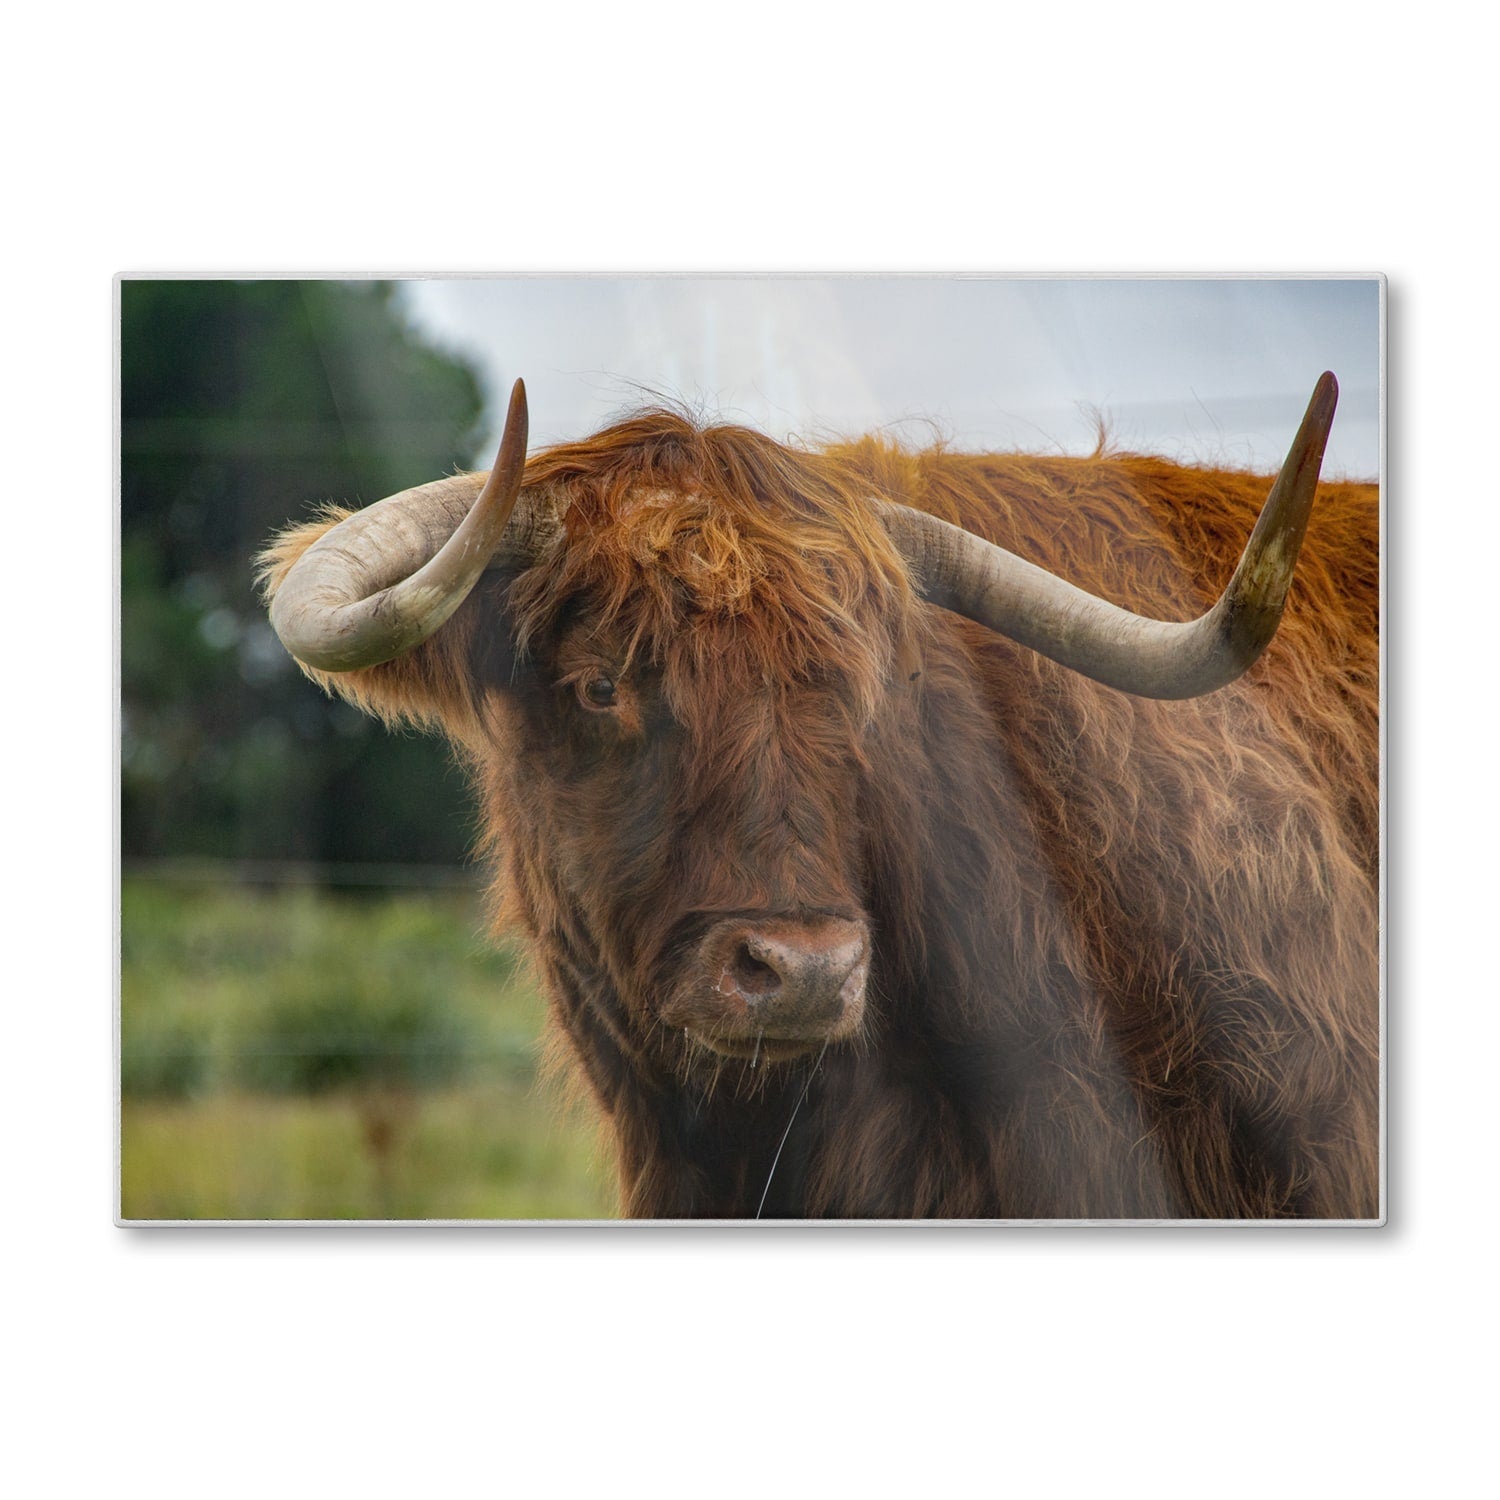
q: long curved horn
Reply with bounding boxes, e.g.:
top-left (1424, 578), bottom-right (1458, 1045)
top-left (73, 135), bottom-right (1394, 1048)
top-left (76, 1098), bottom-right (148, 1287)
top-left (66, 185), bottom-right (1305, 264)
top-left (879, 372), bottom-right (1339, 699)
top-left (269, 380), bottom-right (561, 672)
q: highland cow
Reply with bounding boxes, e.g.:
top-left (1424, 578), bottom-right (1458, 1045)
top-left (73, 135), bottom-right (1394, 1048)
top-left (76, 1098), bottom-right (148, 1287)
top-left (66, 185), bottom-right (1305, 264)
top-left (261, 373), bottom-right (1379, 1219)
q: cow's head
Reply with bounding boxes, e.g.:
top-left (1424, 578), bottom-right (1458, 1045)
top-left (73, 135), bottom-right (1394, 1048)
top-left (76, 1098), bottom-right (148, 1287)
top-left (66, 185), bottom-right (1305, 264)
top-left (262, 378), bottom-right (1338, 1067)
top-left (473, 402), bottom-right (929, 1065)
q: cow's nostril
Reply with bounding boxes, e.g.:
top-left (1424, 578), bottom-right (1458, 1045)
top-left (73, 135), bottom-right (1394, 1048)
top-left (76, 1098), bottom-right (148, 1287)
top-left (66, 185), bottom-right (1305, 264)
top-left (732, 942), bottom-right (782, 998)
top-left (673, 914), bottom-right (870, 1047)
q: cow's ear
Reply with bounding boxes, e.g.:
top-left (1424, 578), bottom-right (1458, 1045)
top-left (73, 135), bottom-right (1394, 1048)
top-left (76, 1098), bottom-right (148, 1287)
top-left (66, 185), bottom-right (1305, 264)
top-left (258, 510), bottom-right (488, 745)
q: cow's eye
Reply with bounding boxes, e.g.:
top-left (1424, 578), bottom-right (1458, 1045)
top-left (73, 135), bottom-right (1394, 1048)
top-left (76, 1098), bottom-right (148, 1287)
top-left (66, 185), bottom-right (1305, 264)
top-left (579, 674), bottom-right (618, 710)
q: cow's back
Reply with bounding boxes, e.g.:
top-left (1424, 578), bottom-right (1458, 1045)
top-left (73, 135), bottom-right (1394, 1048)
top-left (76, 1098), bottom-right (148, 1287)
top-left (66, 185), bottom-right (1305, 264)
top-left (823, 437), bottom-right (1380, 1216)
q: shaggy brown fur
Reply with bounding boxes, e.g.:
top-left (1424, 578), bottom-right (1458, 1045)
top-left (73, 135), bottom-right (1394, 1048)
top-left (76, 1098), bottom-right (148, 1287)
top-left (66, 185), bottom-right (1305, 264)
top-left (260, 409), bottom-right (1380, 1219)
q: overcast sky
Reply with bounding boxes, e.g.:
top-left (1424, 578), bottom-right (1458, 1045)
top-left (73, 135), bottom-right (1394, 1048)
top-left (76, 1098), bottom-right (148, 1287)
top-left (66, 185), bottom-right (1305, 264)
top-left (399, 277), bottom-right (1381, 483)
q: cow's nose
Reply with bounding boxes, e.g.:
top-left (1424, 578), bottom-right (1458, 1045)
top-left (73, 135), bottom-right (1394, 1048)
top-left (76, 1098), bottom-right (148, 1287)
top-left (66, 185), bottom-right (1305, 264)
top-left (716, 916), bottom-right (869, 1032)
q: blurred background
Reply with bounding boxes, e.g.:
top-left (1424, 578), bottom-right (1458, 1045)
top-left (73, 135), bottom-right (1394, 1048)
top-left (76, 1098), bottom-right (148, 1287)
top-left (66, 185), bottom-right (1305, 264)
top-left (117, 276), bottom-right (1381, 1221)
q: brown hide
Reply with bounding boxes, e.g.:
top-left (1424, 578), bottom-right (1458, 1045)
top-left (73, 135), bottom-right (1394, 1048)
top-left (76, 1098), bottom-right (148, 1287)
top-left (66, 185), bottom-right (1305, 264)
top-left (260, 411), bottom-right (1379, 1219)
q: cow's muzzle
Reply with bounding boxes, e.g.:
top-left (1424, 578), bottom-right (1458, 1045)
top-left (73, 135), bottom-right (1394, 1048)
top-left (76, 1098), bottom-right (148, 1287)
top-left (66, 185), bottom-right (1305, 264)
top-left (663, 914), bottom-right (870, 1059)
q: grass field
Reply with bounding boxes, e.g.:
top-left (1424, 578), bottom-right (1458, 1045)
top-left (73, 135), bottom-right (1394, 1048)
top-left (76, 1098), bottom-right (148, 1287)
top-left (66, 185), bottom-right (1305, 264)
top-left (118, 877), bottom-right (616, 1221)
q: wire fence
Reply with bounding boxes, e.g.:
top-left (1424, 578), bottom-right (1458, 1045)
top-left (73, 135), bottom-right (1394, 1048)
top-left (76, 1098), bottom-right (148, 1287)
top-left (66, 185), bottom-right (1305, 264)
top-left (121, 858), bottom-right (486, 890)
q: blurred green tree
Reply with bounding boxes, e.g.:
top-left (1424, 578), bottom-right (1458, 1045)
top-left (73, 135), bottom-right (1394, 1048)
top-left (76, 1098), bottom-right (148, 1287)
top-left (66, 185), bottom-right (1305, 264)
top-left (120, 280), bottom-right (489, 866)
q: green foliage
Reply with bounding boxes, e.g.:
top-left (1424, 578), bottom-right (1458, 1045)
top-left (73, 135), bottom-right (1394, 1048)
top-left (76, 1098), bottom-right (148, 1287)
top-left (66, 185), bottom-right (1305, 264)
top-left (120, 279), bottom-right (490, 865)
top-left (120, 878), bottom-right (530, 1095)
top-left (117, 878), bottom-right (613, 1219)
top-left (120, 1010), bottom-right (213, 1100)
top-left (230, 975), bottom-right (478, 1096)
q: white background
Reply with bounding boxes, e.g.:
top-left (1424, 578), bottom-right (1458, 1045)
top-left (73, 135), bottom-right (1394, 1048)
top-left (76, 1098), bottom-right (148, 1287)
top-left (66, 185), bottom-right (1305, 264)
top-left (9, 1), bottom-right (1490, 1495)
